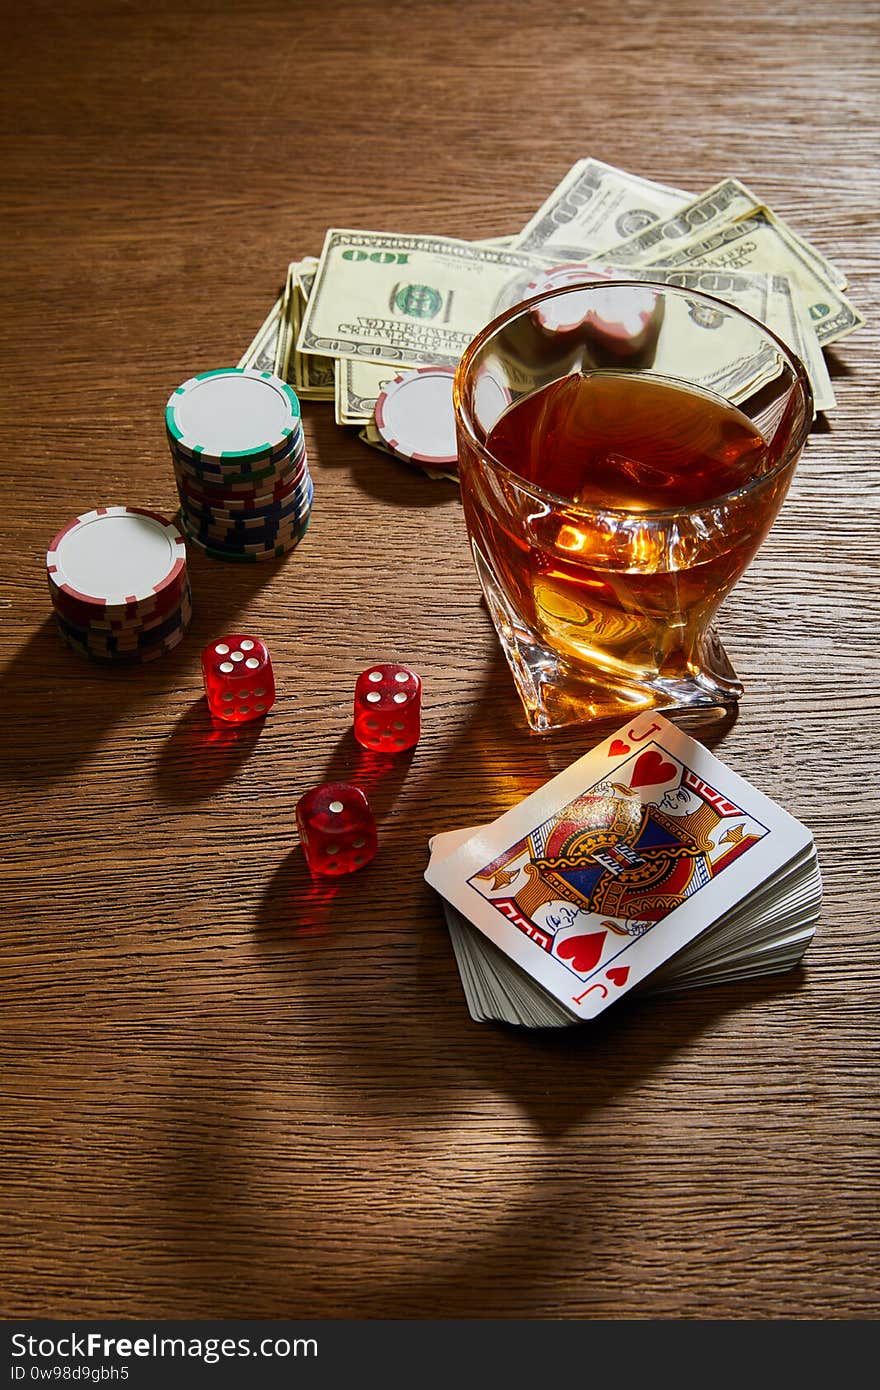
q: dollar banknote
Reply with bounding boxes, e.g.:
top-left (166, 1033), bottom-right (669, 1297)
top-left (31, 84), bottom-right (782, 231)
top-left (296, 258), bottom-right (319, 299)
top-left (238, 294), bottom-right (283, 371)
top-left (513, 158), bottom-right (693, 258)
top-left (295, 342), bottom-right (336, 398)
top-left (327, 259), bottom-right (833, 419)
top-left (643, 209), bottom-right (863, 347)
top-left (737, 184), bottom-right (849, 291)
top-left (242, 161), bottom-right (859, 432)
top-left (631, 265), bottom-right (834, 413)
top-left (274, 260), bottom-right (336, 399)
top-left (274, 265), bottom-right (295, 379)
top-left (326, 240), bottom-right (514, 415)
top-left (603, 177), bottom-right (848, 291)
top-left (335, 359), bottom-right (410, 425)
top-left (760, 275), bottom-right (835, 414)
top-left (297, 230), bottom-right (556, 366)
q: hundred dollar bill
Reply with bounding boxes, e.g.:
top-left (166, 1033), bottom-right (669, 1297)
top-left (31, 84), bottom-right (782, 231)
top-left (336, 359), bottom-right (412, 425)
top-left (336, 263), bottom-right (833, 421)
top-left (274, 264), bottom-right (295, 379)
top-left (603, 177), bottom-right (848, 291)
top-left (764, 276), bottom-right (835, 414)
top-left (533, 269), bottom-right (779, 405)
top-left (296, 230), bottom-right (554, 366)
top-left (513, 158), bottom-right (693, 259)
top-left (275, 261), bottom-right (336, 399)
top-left (631, 265), bottom-right (834, 414)
top-left (329, 234), bottom-right (511, 391)
top-left (293, 258), bottom-right (336, 397)
top-left (295, 339), bottom-right (336, 397)
top-left (238, 293), bottom-right (283, 371)
top-left (644, 209), bottom-right (863, 347)
top-left (296, 257), bottom-right (320, 300)
top-left (742, 191), bottom-right (846, 292)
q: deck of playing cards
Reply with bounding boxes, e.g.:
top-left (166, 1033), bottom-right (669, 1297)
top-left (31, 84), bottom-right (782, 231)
top-left (425, 714), bottom-right (821, 1027)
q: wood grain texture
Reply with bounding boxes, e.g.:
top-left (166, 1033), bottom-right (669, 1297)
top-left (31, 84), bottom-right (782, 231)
top-left (1, 0), bottom-right (878, 1321)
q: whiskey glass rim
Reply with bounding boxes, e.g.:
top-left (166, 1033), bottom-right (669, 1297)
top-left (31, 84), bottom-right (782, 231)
top-left (453, 280), bottom-right (814, 519)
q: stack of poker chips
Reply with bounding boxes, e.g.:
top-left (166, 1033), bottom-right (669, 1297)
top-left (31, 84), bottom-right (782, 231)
top-left (165, 368), bottom-right (313, 562)
top-left (47, 505), bottom-right (191, 664)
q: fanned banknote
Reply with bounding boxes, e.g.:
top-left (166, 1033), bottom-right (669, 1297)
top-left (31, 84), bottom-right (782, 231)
top-left (513, 158), bottom-right (693, 259)
top-left (300, 234), bottom-right (833, 416)
top-left (240, 157), bottom-right (861, 451)
top-left (602, 177), bottom-right (848, 291)
top-left (275, 261), bottom-right (336, 400)
top-left (238, 294), bottom-right (283, 371)
top-left (296, 230), bottom-right (556, 366)
top-left (638, 208), bottom-right (863, 348)
top-left (596, 182), bottom-right (859, 346)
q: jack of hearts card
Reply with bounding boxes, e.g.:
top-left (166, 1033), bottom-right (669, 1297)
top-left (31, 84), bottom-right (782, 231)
top-left (425, 714), bottom-right (811, 1019)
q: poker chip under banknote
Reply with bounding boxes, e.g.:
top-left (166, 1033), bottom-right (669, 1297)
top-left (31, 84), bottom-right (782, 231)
top-left (46, 505), bottom-right (191, 664)
top-left (524, 262), bottom-right (664, 346)
top-left (524, 262), bottom-right (617, 332)
top-left (165, 368), bottom-right (313, 561)
top-left (374, 366), bottom-right (458, 469)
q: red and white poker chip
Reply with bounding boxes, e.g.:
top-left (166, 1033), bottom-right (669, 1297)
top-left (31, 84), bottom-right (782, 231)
top-left (581, 284), bottom-right (664, 349)
top-left (524, 263), bottom-right (618, 334)
top-left (525, 264), bottom-right (665, 360)
top-left (374, 366), bottom-right (458, 468)
top-left (46, 505), bottom-right (186, 610)
top-left (46, 505), bottom-right (192, 664)
top-left (471, 367), bottom-right (513, 436)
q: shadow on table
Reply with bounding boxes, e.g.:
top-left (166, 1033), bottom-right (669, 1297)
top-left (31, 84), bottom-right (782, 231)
top-left (308, 402), bottom-right (458, 510)
top-left (824, 348), bottom-right (854, 381)
top-left (347, 970), bottom-right (808, 1316)
top-left (348, 448), bottom-right (459, 510)
top-left (1, 557), bottom-right (280, 788)
top-left (154, 698), bottom-right (266, 803)
top-left (0, 616), bottom-right (189, 789)
top-left (317, 726), bottom-right (417, 815)
top-left (149, 937), bottom-right (805, 1316)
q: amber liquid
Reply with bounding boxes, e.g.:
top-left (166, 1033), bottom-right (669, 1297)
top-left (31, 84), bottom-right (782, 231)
top-left (473, 371), bottom-right (783, 687)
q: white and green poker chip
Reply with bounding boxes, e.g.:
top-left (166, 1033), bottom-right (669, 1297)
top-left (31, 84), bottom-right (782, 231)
top-left (165, 369), bottom-right (302, 462)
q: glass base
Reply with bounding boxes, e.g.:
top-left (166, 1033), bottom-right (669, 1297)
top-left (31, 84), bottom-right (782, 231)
top-left (473, 544), bottom-right (743, 734)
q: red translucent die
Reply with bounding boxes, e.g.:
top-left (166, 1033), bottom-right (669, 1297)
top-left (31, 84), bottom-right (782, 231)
top-left (296, 782), bottom-right (378, 876)
top-left (354, 663), bottom-right (421, 752)
top-left (201, 634), bottom-right (275, 722)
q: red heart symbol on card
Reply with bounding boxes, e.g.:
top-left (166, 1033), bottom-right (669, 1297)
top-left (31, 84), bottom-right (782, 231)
top-left (557, 931), bottom-right (606, 974)
top-left (609, 739), bottom-right (631, 756)
top-left (630, 750), bottom-right (676, 789)
top-left (605, 966), bottom-right (630, 987)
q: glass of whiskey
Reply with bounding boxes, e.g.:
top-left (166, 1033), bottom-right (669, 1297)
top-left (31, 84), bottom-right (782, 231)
top-left (453, 280), bottom-right (813, 732)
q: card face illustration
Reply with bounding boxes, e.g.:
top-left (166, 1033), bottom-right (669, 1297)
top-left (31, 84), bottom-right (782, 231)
top-left (466, 742), bottom-right (767, 988)
top-left (425, 713), bottom-right (810, 1020)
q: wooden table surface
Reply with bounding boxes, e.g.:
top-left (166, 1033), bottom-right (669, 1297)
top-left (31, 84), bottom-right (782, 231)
top-left (2, 0), bottom-right (878, 1321)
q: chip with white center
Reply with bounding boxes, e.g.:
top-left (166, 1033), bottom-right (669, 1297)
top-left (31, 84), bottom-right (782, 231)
top-left (374, 366), bottom-right (458, 468)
